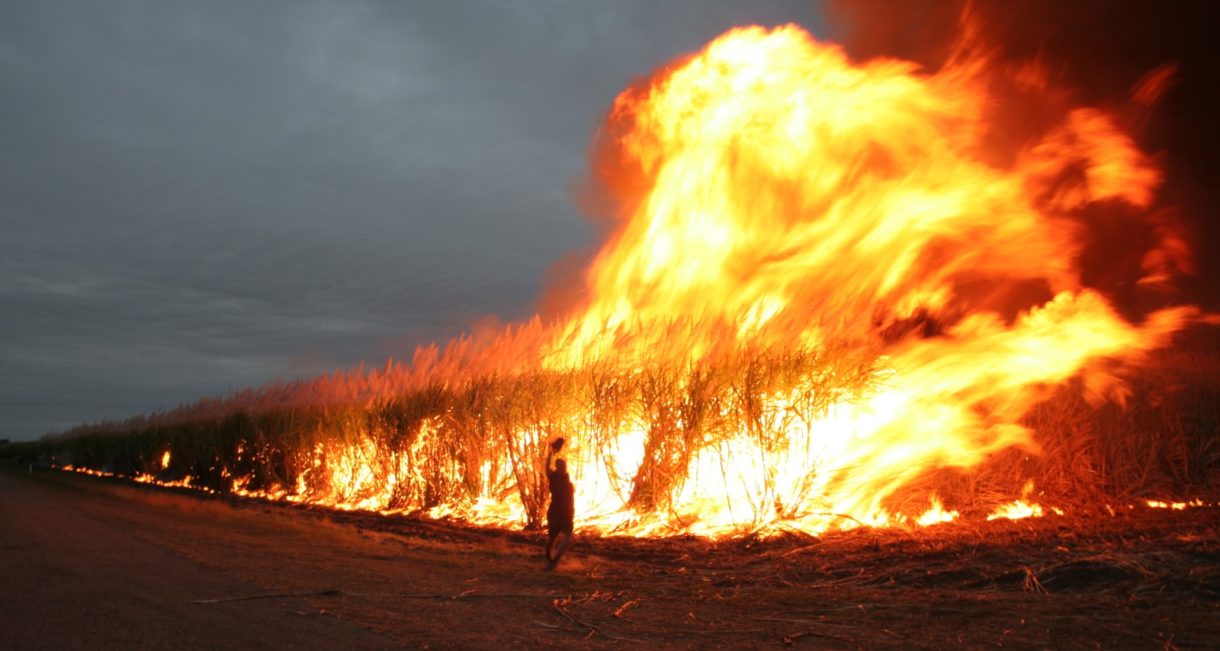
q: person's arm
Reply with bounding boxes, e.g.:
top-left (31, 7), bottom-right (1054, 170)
top-left (546, 437), bottom-right (564, 473)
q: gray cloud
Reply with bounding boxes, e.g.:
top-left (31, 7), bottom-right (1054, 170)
top-left (0, 0), bottom-right (820, 439)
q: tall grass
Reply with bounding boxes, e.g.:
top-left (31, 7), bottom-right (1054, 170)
top-left (28, 346), bottom-right (1220, 528)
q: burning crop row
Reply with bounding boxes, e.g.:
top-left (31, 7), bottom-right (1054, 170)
top-left (33, 22), bottom-right (1218, 537)
top-left (38, 345), bottom-right (1219, 534)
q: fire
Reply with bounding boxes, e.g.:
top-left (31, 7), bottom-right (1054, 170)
top-left (1145, 499), bottom-right (1207, 510)
top-left (47, 22), bottom-right (1208, 538)
top-left (987, 481), bottom-right (1063, 521)
top-left (915, 496), bottom-right (959, 527)
top-left (988, 500), bottom-right (1045, 521)
top-left (227, 25), bottom-right (1192, 535)
top-left (545, 26), bottom-right (1172, 370)
top-left (527, 25), bottom-right (1195, 534)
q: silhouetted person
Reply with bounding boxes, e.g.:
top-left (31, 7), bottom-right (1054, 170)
top-left (545, 437), bottom-right (574, 568)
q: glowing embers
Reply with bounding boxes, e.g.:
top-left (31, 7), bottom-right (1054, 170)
top-left (988, 501), bottom-right (1046, 522)
top-left (915, 497), bottom-right (959, 527)
top-left (55, 461), bottom-right (1219, 543)
top-left (1145, 499), bottom-right (1207, 510)
top-left (986, 482), bottom-right (1064, 521)
top-left (58, 464), bottom-right (211, 493)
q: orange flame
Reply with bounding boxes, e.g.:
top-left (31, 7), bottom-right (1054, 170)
top-left (227, 24), bottom-right (1195, 536)
top-left (55, 23), bottom-right (1206, 538)
top-left (524, 25), bottom-right (1194, 534)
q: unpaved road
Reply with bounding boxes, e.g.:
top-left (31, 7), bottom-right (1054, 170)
top-left (0, 466), bottom-right (396, 650)
top-left (2, 463), bottom-right (1217, 649)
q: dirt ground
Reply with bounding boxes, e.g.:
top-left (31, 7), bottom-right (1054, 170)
top-left (2, 463), bottom-right (1217, 649)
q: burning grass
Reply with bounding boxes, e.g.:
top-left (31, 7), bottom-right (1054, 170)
top-left (25, 346), bottom-right (1220, 536)
top-left (35, 345), bottom-right (875, 529)
top-left (18, 21), bottom-right (1220, 538)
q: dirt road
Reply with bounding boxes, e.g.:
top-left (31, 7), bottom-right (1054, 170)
top-left (2, 464), bottom-right (1217, 649)
top-left (0, 466), bottom-right (398, 650)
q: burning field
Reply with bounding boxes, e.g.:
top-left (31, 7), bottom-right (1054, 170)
top-left (17, 0), bottom-right (1220, 564)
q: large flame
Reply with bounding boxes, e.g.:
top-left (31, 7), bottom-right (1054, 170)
top-left (61, 23), bottom-right (1203, 537)
top-left (548, 25), bottom-right (1170, 367)
top-left (528, 25), bottom-right (1194, 534)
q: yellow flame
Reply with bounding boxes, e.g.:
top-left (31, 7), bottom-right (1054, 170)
top-left (56, 22), bottom-right (1204, 539)
top-left (916, 496), bottom-right (959, 527)
top-left (987, 500), bottom-right (1044, 521)
top-left (529, 25), bottom-right (1190, 534)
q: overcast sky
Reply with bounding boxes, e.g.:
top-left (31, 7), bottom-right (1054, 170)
top-left (0, 1), bottom-right (822, 440)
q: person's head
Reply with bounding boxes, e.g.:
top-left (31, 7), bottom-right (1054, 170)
top-left (555, 458), bottom-right (567, 474)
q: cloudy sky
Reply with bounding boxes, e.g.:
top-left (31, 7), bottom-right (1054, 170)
top-left (1, 1), bottom-right (821, 440)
